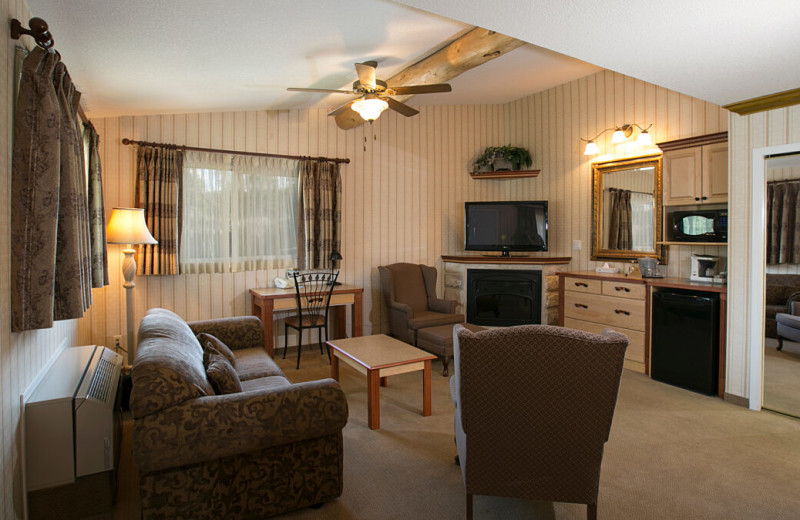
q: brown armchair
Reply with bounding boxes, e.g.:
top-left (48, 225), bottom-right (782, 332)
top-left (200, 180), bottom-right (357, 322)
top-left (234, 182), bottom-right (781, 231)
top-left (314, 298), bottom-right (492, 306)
top-left (451, 324), bottom-right (629, 520)
top-left (378, 263), bottom-right (464, 345)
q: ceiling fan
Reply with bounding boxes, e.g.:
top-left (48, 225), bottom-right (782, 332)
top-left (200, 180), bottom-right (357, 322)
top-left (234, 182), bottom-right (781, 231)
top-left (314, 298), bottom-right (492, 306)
top-left (287, 61), bottom-right (452, 126)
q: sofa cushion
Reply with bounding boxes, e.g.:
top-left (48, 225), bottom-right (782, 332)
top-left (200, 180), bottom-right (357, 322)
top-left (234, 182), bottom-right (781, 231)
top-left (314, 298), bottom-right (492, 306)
top-left (207, 353), bottom-right (243, 394)
top-left (408, 310), bottom-right (465, 331)
top-left (234, 347), bottom-right (285, 381)
top-left (766, 284), bottom-right (798, 305)
top-left (198, 332), bottom-right (236, 367)
top-left (240, 375), bottom-right (292, 392)
top-left (131, 308), bottom-right (214, 418)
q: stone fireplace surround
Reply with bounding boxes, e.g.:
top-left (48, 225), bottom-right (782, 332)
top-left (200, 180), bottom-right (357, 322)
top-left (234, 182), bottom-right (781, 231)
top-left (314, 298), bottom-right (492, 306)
top-left (441, 256), bottom-right (572, 326)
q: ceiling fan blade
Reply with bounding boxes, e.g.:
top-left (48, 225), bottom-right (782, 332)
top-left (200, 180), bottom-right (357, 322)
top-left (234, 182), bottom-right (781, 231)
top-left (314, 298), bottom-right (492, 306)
top-left (287, 87), bottom-right (356, 94)
top-left (327, 99), bottom-right (356, 117)
top-left (355, 61), bottom-right (377, 88)
top-left (334, 108), bottom-right (366, 130)
top-left (388, 84), bottom-right (452, 95)
top-left (385, 97), bottom-right (419, 117)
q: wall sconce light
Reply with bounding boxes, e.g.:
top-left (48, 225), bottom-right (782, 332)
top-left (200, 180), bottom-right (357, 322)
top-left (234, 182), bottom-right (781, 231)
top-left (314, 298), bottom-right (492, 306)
top-left (581, 123), bottom-right (653, 155)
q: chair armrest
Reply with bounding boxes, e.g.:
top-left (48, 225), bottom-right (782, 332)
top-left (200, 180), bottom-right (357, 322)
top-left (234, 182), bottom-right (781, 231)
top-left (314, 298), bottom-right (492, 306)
top-left (188, 316), bottom-right (265, 351)
top-left (388, 300), bottom-right (414, 317)
top-left (776, 312), bottom-right (800, 327)
top-left (132, 378), bottom-right (348, 474)
top-left (787, 292), bottom-right (800, 314)
top-left (429, 298), bottom-right (456, 314)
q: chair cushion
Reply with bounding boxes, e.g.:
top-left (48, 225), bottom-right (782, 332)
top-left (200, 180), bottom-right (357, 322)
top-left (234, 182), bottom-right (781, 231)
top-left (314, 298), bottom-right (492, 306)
top-left (389, 263), bottom-right (429, 312)
top-left (408, 311), bottom-right (465, 331)
top-left (197, 333), bottom-right (236, 367)
top-left (286, 314), bottom-right (326, 328)
top-left (234, 347), bottom-right (285, 381)
top-left (206, 352), bottom-right (242, 394)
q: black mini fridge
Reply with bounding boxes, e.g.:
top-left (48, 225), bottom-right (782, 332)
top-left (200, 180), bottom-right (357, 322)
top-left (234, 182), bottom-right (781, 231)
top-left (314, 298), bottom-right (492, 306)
top-left (651, 290), bottom-right (719, 395)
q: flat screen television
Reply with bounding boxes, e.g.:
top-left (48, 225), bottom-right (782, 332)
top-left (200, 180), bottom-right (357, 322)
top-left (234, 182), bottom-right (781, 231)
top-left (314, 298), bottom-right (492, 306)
top-left (465, 200), bottom-right (548, 255)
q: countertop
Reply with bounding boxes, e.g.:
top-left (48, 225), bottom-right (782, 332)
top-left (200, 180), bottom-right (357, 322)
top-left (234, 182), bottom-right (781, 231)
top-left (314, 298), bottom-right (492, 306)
top-left (558, 271), bottom-right (727, 293)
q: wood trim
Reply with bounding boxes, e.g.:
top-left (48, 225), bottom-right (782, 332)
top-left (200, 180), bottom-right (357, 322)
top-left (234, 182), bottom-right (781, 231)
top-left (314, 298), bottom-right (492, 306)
top-left (441, 255), bottom-right (571, 265)
top-left (469, 169), bottom-right (540, 180)
top-left (723, 87), bottom-right (800, 116)
top-left (556, 271), bottom-right (646, 284)
top-left (656, 132), bottom-right (728, 151)
top-left (658, 241), bottom-right (727, 246)
top-left (723, 392), bottom-right (749, 408)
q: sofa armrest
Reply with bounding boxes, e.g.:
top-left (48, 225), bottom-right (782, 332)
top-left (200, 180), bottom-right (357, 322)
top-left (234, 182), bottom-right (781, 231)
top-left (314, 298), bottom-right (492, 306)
top-left (388, 299), bottom-right (414, 317)
top-left (429, 298), bottom-right (456, 314)
top-left (132, 378), bottom-right (348, 474)
top-left (188, 316), bottom-right (265, 351)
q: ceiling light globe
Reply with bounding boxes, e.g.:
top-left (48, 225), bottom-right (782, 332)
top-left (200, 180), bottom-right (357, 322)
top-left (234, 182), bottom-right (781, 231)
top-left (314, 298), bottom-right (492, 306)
top-left (351, 98), bottom-right (389, 121)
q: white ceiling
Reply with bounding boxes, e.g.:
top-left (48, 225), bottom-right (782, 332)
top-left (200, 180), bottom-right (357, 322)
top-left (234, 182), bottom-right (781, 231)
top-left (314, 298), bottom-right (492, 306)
top-left (394, 0), bottom-right (800, 108)
top-left (23, 0), bottom-right (800, 119)
top-left (22, 0), bottom-right (599, 117)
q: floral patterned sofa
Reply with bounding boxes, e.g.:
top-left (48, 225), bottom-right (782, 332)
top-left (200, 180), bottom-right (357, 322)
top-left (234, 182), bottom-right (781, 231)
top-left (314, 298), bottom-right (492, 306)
top-left (130, 308), bottom-right (348, 519)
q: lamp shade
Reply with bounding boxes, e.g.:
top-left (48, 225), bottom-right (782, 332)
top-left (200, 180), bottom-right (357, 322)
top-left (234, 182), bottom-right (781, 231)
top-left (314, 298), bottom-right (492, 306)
top-left (106, 208), bottom-right (157, 245)
top-left (583, 140), bottom-right (600, 156)
top-left (351, 97), bottom-right (388, 121)
top-left (637, 130), bottom-right (653, 146)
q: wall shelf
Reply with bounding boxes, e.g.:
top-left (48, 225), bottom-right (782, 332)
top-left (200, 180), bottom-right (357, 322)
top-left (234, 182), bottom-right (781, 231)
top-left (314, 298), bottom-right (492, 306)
top-left (657, 241), bottom-right (727, 246)
top-left (469, 169), bottom-right (540, 180)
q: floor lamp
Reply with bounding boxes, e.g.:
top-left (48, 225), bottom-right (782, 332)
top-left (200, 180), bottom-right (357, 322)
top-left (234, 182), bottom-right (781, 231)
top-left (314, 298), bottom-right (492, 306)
top-left (106, 208), bottom-right (157, 365)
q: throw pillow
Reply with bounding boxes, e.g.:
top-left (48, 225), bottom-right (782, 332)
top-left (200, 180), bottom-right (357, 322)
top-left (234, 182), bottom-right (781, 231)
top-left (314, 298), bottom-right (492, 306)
top-left (206, 352), bottom-right (243, 395)
top-left (197, 332), bottom-right (236, 367)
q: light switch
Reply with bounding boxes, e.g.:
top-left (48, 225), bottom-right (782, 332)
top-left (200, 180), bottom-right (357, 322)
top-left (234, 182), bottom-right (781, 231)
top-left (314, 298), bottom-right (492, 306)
top-left (572, 240), bottom-right (582, 250)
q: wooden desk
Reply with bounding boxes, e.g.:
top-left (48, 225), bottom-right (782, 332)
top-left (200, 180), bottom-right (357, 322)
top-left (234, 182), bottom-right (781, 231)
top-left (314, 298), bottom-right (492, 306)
top-left (250, 284), bottom-right (363, 357)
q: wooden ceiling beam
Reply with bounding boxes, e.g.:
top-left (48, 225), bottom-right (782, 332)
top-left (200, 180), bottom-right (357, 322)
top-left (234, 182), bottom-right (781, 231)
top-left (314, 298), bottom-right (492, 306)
top-left (335, 27), bottom-right (525, 130)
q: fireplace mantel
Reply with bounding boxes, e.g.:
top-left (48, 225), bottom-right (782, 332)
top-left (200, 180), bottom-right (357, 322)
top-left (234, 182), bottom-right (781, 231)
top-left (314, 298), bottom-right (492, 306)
top-left (442, 256), bottom-right (572, 326)
top-left (441, 255), bottom-right (572, 265)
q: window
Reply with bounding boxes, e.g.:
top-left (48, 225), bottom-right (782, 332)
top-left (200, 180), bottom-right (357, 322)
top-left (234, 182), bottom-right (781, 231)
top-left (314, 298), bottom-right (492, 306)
top-left (180, 151), bottom-right (299, 273)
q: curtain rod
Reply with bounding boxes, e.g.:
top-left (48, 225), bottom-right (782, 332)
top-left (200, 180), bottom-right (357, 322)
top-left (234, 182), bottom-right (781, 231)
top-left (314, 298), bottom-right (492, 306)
top-left (121, 138), bottom-right (350, 164)
top-left (605, 187), bottom-right (653, 196)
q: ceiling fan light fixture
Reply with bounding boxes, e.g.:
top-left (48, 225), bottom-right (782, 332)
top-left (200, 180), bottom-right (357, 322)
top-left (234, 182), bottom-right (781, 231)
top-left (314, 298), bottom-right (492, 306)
top-left (351, 97), bottom-right (389, 121)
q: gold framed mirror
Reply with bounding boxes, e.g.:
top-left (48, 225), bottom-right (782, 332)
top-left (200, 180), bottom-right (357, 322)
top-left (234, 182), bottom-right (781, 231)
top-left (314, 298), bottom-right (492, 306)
top-left (591, 154), bottom-right (664, 262)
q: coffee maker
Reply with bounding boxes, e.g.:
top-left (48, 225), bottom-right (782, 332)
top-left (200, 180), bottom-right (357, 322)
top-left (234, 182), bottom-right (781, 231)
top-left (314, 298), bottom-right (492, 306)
top-left (690, 254), bottom-right (719, 282)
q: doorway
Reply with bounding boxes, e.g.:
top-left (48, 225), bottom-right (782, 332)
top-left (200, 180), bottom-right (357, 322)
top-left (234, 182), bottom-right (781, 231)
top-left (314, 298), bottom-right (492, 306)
top-left (763, 152), bottom-right (800, 418)
top-left (748, 142), bottom-right (800, 413)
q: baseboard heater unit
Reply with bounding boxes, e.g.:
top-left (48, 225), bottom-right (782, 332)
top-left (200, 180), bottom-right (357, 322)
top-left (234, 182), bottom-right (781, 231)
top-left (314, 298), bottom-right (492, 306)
top-left (24, 345), bottom-right (123, 520)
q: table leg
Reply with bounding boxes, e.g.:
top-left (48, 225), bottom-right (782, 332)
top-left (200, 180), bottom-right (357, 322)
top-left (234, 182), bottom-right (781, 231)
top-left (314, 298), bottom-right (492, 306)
top-left (330, 349), bottom-right (339, 381)
top-left (333, 306), bottom-right (346, 339)
top-left (367, 369), bottom-right (381, 430)
top-left (352, 291), bottom-right (363, 337)
top-left (422, 359), bottom-right (432, 417)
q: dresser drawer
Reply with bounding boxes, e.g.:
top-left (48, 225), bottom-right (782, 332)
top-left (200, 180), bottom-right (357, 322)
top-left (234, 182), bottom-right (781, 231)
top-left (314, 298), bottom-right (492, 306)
top-left (563, 277), bottom-right (601, 294)
top-left (601, 280), bottom-right (645, 300)
top-left (564, 318), bottom-right (645, 365)
top-left (564, 292), bottom-right (646, 331)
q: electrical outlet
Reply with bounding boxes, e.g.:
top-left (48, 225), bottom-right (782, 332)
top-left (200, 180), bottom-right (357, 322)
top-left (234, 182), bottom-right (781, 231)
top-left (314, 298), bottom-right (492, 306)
top-left (113, 335), bottom-right (123, 351)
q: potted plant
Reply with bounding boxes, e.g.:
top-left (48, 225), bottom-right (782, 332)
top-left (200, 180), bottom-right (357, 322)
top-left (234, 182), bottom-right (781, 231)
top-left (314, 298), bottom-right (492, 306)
top-left (473, 145), bottom-right (533, 173)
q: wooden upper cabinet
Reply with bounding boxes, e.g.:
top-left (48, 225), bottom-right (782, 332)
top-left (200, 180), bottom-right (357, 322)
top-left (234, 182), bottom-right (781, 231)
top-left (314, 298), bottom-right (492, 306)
top-left (660, 132), bottom-right (728, 206)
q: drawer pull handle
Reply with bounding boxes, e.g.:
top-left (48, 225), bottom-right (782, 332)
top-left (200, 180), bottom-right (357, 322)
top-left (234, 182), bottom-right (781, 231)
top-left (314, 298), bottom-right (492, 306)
top-left (614, 309), bottom-right (630, 315)
top-left (614, 286), bottom-right (630, 292)
top-left (574, 303), bottom-right (588, 309)
top-left (574, 282), bottom-right (588, 287)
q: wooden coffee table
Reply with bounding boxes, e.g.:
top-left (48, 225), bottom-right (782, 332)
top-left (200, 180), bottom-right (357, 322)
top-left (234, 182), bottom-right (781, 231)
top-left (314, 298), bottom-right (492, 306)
top-left (327, 335), bottom-right (437, 430)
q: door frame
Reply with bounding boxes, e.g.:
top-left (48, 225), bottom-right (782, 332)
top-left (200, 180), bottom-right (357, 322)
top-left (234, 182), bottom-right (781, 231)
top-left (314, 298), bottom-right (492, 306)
top-left (748, 141), bottom-right (800, 410)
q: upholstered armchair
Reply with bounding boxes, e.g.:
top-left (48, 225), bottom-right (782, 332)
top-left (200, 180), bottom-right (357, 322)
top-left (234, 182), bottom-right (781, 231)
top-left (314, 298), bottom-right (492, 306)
top-left (378, 263), bottom-right (464, 345)
top-left (451, 324), bottom-right (629, 520)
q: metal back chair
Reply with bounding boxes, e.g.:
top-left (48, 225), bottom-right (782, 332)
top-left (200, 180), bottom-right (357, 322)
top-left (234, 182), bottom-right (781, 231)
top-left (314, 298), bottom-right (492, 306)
top-left (284, 270), bottom-right (339, 369)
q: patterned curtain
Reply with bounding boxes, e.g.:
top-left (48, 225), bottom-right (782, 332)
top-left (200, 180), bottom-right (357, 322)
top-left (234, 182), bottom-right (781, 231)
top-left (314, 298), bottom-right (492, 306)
top-left (298, 160), bottom-right (342, 269)
top-left (135, 146), bottom-right (184, 275)
top-left (767, 180), bottom-right (800, 264)
top-left (608, 188), bottom-right (632, 250)
top-left (85, 123), bottom-right (110, 287)
top-left (11, 48), bottom-right (94, 331)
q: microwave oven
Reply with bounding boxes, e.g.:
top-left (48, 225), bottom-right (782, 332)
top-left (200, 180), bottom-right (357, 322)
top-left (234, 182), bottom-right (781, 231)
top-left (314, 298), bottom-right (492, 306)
top-left (671, 209), bottom-right (727, 242)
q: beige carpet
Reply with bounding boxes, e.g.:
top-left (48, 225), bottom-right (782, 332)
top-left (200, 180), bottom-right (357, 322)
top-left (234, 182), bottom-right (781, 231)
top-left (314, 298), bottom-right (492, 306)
top-left (764, 337), bottom-right (800, 418)
top-left (116, 346), bottom-right (800, 519)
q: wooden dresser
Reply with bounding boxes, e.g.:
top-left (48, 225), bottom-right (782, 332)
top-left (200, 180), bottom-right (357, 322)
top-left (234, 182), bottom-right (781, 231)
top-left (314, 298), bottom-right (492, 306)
top-left (558, 272), bottom-right (648, 373)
